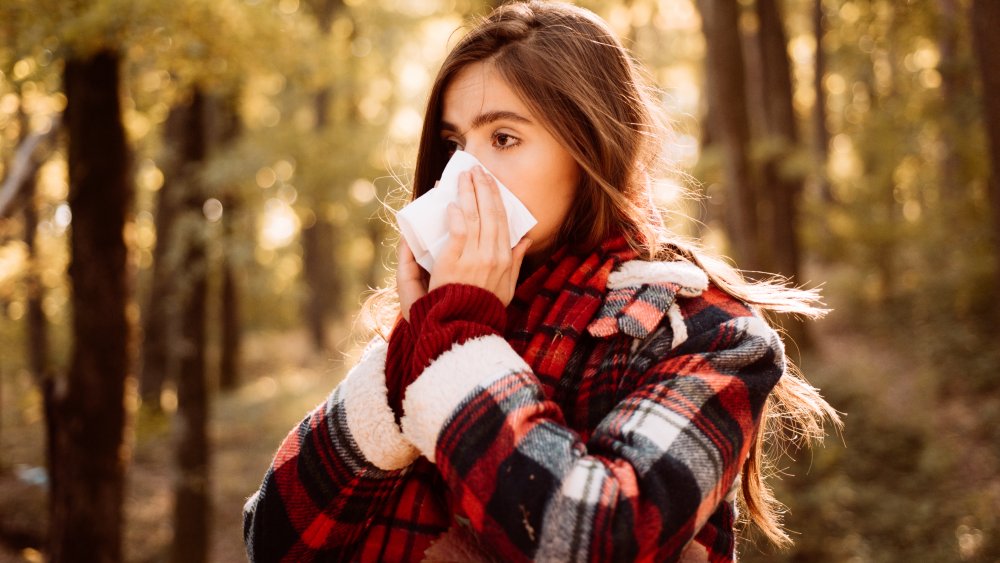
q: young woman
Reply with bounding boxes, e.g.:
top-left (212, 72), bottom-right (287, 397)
top-left (244, 2), bottom-right (838, 561)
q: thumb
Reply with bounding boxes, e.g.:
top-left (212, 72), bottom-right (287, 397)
top-left (397, 238), bottom-right (421, 279)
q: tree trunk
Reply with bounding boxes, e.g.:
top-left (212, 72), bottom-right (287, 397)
top-left (754, 0), bottom-right (811, 351)
top-left (50, 48), bottom-right (132, 563)
top-left (300, 86), bottom-right (335, 352)
top-left (693, 93), bottom-right (717, 240)
top-left (300, 0), bottom-right (345, 352)
top-left (140, 105), bottom-right (189, 410)
top-left (937, 0), bottom-right (964, 198)
top-left (209, 91), bottom-right (244, 392)
top-left (696, 0), bottom-right (761, 271)
top-left (970, 0), bottom-right (1000, 316)
top-left (219, 245), bottom-right (241, 390)
top-left (169, 86), bottom-right (211, 563)
top-left (24, 177), bottom-right (49, 386)
top-left (812, 0), bottom-right (834, 205)
top-left (302, 217), bottom-right (337, 351)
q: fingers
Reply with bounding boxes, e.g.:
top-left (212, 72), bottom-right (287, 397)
top-left (398, 237), bottom-right (415, 264)
top-left (471, 167), bottom-right (501, 264)
top-left (431, 166), bottom-right (521, 301)
top-left (440, 201), bottom-right (467, 265)
top-left (475, 166), bottom-right (511, 259)
top-left (397, 238), bottom-right (418, 277)
top-left (457, 171), bottom-right (479, 255)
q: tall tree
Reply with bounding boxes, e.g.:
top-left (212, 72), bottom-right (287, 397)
top-left (23, 162), bottom-right (48, 396)
top-left (753, 0), bottom-right (811, 347)
top-left (140, 104), bottom-right (188, 409)
top-left (970, 0), bottom-right (1000, 316)
top-left (301, 0), bottom-right (345, 352)
top-left (169, 86), bottom-right (211, 563)
top-left (937, 0), bottom-right (964, 198)
top-left (302, 218), bottom-right (338, 350)
top-left (696, 0), bottom-right (762, 271)
top-left (219, 228), bottom-right (242, 390)
top-left (49, 48), bottom-right (132, 563)
top-left (812, 0), bottom-right (834, 205)
top-left (212, 90), bottom-right (245, 392)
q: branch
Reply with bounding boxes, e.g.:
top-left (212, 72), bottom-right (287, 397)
top-left (0, 117), bottom-right (61, 219)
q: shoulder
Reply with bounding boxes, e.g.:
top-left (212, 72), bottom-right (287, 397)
top-left (587, 258), bottom-right (762, 350)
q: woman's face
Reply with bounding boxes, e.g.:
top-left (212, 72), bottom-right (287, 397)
top-left (440, 62), bottom-right (580, 257)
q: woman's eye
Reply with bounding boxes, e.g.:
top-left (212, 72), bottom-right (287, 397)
top-left (492, 133), bottom-right (518, 150)
top-left (443, 139), bottom-right (462, 155)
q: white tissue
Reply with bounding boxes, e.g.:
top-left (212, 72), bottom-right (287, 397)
top-left (396, 150), bottom-right (537, 272)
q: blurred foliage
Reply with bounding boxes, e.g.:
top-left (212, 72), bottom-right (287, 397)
top-left (0, 0), bottom-right (998, 561)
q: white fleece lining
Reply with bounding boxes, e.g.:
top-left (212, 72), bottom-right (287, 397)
top-left (400, 335), bottom-right (530, 462)
top-left (667, 303), bottom-right (689, 348)
top-left (608, 260), bottom-right (709, 294)
top-left (741, 315), bottom-right (783, 349)
top-left (340, 341), bottom-right (419, 471)
top-left (726, 474), bottom-right (742, 502)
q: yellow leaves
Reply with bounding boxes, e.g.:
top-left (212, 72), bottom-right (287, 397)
top-left (0, 241), bottom-right (29, 294)
top-left (349, 179), bottom-right (375, 205)
top-left (388, 107), bottom-right (422, 142)
top-left (136, 160), bottom-right (165, 192)
top-left (134, 211), bottom-right (158, 251)
top-left (258, 197), bottom-right (300, 249)
top-left (830, 133), bottom-right (861, 181)
top-left (255, 166), bottom-right (277, 188)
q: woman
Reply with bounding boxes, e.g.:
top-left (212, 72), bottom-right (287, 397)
top-left (244, 2), bottom-right (838, 561)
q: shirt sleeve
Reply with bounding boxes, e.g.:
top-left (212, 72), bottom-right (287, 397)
top-left (243, 339), bottom-right (420, 562)
top-left (399, 301), bottom-right (785, 562)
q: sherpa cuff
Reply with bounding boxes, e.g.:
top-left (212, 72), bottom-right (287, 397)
top-left (400, 334), bottom-right (529, 462)
top-left (336, 340), bottom-right (419, 470)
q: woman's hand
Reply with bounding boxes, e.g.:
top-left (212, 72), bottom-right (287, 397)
top-left (397, 166), bottom-right (531, 321)
top-left (429, 166), bottom-right (532, 306)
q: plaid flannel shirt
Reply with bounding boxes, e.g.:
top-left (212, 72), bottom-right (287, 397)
top-left (244, 244), bottom-right (785, 562)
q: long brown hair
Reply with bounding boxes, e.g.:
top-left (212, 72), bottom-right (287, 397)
top-left (369, 0), bottom-right (840, 547)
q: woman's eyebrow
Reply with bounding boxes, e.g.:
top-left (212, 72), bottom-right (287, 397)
top-left (441, 110), bottom-right (533, 133)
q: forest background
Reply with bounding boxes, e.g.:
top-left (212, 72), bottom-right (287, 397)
top-left (1, 0), bottom-right (998, 561)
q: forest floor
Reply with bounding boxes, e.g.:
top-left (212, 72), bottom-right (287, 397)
top-left (0, 324), bottom-right (362, 563)
top-left (1, 302), bottom-right (999, 562)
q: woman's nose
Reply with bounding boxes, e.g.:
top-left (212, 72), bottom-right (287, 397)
top-left (460, 143), bottom-right (492, 170)
top-left (461, 144), bottom-right (484, 163)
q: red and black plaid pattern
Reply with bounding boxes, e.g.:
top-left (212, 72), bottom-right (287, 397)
top-left (243, 377), bottom-right (407, 561)
top-left (586, 281), bottom-right (682, 339)
top-left (428, 283), bottom-right (780, 562)
top-left (504, 236), bottom-right (637, 396)
top-left (244, 236), bottom-right (785, 562)
top-left (352, 458), bottom-right (450, 562)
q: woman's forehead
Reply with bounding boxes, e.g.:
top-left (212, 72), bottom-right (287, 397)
top-left (441, 63), bottom-right (534, 129)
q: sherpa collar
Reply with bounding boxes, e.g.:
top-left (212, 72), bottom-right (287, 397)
top-left (587, 258), bottom-right (709, 347)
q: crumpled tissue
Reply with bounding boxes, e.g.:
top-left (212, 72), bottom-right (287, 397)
top-left (396, 150), bottom-right (537, 271)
